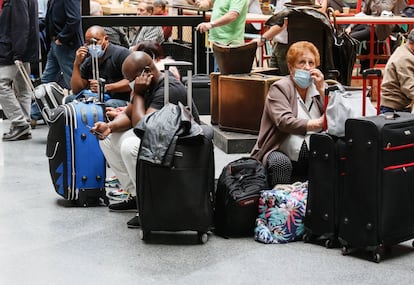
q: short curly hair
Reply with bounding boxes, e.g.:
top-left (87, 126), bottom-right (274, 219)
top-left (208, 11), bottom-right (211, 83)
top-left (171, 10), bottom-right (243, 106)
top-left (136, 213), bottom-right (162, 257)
top-left (286, 41), bottom-right (320, 68)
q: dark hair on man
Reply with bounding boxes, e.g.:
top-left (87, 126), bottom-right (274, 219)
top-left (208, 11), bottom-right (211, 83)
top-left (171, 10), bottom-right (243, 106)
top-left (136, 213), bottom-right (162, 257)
top-left (133, 40), bottom-right (165, 60)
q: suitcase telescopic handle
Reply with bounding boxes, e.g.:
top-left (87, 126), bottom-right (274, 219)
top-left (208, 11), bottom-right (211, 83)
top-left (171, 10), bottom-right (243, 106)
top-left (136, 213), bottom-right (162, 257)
top-left (14, 60), bottom-right (35, 92)
top-left (362, 68), bottom-right (382, 116)
top-left (164, 61), bottom-right (193, 113)
top-left (323, 84), bottom-right (341, 131)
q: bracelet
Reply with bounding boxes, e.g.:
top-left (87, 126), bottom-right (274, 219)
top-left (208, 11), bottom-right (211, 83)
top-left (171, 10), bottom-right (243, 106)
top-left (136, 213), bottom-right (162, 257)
top-left (210, 21), bottom-right (215, 28)
top-left (260, 36), bottom-right (266, 42)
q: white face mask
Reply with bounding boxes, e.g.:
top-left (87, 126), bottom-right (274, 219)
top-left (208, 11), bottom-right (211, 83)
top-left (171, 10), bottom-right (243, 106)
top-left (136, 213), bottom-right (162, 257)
top-left (293, 69), bottom-right (313, 89)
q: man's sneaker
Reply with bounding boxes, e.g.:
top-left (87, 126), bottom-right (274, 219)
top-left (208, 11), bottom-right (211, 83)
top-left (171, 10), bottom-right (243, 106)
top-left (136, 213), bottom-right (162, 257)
top-left (107, 189), bottom-right (129, 201)
top-left (3, 125), bottom-right (30, 141)
top-left (17, 132), bottom-right (32, 140)
top-left (105, 176), bottom-right (120, 188)
top-left (127, 214), bottom-right (141, 229)
top-left (108, 196), bottom-right (137, 212)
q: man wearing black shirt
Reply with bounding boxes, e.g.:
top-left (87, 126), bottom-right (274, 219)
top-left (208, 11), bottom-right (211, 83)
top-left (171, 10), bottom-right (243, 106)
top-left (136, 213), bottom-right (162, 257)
top-left (91, 51), bottom-right (199, 227)
top-left (70, 25), bottom-right (131, 107)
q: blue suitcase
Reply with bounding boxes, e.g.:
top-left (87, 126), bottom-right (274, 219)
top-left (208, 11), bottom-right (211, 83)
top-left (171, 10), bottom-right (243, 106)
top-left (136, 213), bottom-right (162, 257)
top-left (46, 101), bottom-right (108, 206)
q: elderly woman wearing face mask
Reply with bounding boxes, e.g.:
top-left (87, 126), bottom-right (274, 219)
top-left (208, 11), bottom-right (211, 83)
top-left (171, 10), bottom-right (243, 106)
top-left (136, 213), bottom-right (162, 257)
top-left (251, 41), bottom-right (325, 187)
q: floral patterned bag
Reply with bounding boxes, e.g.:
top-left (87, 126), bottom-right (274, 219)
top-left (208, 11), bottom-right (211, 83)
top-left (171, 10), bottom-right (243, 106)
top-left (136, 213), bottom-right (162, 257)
top-left (254, 182), bottom-right (308, 244)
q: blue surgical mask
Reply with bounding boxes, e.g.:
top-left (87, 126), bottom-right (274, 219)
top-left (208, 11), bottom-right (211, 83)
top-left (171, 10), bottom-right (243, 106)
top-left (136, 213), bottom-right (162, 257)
top-left (88, 44), bottom-right (104, 58)
top-left (293, 69), bottom-right (313, 89)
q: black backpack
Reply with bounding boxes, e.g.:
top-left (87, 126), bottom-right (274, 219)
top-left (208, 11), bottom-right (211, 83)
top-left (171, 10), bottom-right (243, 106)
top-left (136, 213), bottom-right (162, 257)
top-left (214, 157), bottom-right (268, 237)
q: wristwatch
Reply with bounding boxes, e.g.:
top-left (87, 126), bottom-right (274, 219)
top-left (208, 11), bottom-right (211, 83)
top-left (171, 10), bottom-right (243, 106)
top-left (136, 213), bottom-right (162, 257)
top-left (210, 21), bottom-right (215, 28)
top-left (260, 36), bottom-right (266, 42)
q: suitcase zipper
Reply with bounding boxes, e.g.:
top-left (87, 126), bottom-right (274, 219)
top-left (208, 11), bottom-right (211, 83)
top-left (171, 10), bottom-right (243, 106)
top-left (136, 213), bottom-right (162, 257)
top-left (383, 161), bottom-right (414, 171)
top-left (383, 142), bottom-right (414, 151)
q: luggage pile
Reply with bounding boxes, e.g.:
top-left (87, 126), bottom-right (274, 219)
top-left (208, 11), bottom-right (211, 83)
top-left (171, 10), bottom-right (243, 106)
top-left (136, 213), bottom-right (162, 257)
top-left (305, 69), bottom-right (414, 262)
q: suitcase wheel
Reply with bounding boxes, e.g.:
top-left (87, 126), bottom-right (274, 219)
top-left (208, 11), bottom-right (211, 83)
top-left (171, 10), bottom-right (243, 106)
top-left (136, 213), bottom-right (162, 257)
top-left (197, 232), bottom-right (208, 244)
top-left (302, 233), bottom-right (311, 243)
top-left (341, 246), bottom-right (351, 256)
top-left (372, 252), bottom-right (381, 263)
top-left (139, 229), bottom-right (150, 241)
top-left (325, 239), bottom-right (333, 249)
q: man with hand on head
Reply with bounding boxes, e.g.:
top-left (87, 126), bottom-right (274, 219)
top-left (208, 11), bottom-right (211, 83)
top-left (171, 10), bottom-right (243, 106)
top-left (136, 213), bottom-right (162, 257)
top-left (70, 25), bottom-right (131, 108)
top-left (91, 51), bottom-right (200, 228)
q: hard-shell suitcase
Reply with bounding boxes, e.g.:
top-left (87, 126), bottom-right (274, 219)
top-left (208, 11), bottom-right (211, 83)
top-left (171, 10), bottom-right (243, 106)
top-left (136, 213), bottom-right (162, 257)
top-left (136, 62), bottom-right (215, 243)
top-left (218, 73), bottom-right (282, 134)
top-left (15, 60), bottom-right (64, 126)
top-left (46, 101), bottom-right (108, 207)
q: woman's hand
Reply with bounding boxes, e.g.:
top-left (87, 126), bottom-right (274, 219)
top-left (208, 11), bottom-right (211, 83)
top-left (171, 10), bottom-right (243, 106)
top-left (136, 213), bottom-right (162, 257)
top-left (307, 115), bottom-right (325, 132)
top-left (310, 68), bottom-right (325, 94)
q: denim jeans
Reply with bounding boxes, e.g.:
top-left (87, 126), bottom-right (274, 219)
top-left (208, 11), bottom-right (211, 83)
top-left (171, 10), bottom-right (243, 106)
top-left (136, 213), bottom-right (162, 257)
top-left (380, 105), bottom-right (411, 114)
top-left (0, 63), bottom-right (31, 128)
top-left (64, 90), bottom-right (128, 108)
top-left (41, 41), bottom-right (77, 88)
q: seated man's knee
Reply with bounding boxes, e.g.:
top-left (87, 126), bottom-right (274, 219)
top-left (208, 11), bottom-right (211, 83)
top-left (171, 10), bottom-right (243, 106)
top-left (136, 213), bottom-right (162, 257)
top-left (120, 136), bottom-right (140, 159)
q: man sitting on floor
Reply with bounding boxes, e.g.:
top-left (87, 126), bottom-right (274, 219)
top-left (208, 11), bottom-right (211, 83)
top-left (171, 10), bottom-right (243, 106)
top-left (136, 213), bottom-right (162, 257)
top-left (90, 51), bottom-right (200, 228)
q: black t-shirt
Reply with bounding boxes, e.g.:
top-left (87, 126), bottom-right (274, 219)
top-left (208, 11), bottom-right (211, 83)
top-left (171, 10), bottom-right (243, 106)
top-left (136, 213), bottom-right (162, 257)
top-left (80, 43), bottom-right (131, 101)
top-left (145, 74), bottom-right (200, 123)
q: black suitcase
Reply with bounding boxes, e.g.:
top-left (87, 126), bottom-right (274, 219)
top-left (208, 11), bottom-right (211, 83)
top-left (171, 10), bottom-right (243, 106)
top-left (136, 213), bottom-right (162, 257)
top-left (340, 111), bottom-right (414, 262)
top-left (185, 74), bottom-right (210, 115)
top-left (306, 70), bottom-right (380, 248)
top-left (136, 62), bottom-right (215, 243)
top-left (305, 133), bottom-right (346, 248)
